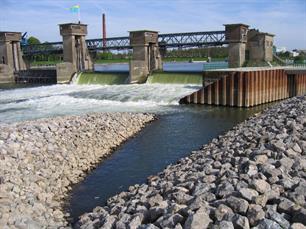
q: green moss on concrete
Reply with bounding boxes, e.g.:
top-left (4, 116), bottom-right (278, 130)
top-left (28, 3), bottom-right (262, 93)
top-left (77, 72), bottom-right (129, 85)
top-left (147, 72), bottom-right (203, 84)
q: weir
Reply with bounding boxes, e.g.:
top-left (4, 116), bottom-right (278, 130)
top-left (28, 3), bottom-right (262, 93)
top-left (147, 71), bottom-right (203, 85)
top-left (76, 71), bottom-right (129, 85)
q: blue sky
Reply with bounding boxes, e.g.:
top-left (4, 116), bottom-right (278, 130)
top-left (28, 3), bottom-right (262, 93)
top-left (0, 0), bottom-right (305, 49)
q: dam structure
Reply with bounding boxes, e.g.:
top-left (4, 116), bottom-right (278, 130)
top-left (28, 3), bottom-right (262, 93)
top-left (0, 22), bottom-right (305, 108)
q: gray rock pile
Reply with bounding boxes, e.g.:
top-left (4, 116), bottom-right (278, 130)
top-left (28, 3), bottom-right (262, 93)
top-left (0, 113), bottom-right (154, 228)
top-left (76, 95), bottom-right (306, 229)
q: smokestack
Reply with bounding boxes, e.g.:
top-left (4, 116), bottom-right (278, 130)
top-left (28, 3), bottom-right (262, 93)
top-left (102, 13), bottom-right (106, 48)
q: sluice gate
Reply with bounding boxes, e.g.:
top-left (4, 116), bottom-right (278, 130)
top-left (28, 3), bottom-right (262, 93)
top-left (15, 69), bottom-right (57, 84)
top-left (180, 67), bottom-right (306, 107)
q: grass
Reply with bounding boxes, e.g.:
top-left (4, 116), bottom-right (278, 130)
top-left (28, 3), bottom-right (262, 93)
top-left (94, 59), bottom-right (129, 64)
top-left (30, 61), bottom-right (61, 66)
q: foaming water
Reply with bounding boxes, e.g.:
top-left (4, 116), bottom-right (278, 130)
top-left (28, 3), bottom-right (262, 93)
top-left (0, 83), bottom-right (201, 123)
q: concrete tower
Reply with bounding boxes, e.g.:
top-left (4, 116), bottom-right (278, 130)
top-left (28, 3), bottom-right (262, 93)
top-left (0, 32), bottom-right (26, 83)
top-left (57, 23), bottom-right (93, 82)
top-left (224, 24), bottom-right (249, 68)
top-left (129, 30), bottom-right (163, 83)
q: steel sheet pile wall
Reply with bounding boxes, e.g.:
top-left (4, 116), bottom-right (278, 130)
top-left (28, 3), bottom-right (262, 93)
top-left (180, 69), bottom-right (306, 107)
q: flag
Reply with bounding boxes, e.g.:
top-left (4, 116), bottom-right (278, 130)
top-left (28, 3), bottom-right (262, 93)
top-left (70, 4), bottom-right (80, 13)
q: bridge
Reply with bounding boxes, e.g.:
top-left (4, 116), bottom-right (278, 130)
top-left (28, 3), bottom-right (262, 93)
top-left (21, 30), bottom-right (226, 55)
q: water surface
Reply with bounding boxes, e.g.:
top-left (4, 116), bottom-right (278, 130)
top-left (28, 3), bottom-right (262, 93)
top-left (67, 104), bottom-right (265, 224)
top-left (0, 62), bottom-right (267, 225)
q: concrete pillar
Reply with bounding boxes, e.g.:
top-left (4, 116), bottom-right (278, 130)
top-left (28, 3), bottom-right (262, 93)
top-left (58, 23), bottom-right (93, 82)
top-left (0, 32), bottom-right (26, 76)
top-left (224, 24), bottom-right (249, 68)
top-left (129, 30), bottom-right (163, 83)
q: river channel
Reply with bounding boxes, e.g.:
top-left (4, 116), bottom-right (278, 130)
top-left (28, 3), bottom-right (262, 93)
top-left (0, 62), bottom-right (267, 224)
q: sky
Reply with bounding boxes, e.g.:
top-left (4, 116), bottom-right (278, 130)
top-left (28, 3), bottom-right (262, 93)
top-left (0, 0), bottom-right (305, 50)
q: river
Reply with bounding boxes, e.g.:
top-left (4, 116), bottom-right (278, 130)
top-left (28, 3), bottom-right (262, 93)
top-left (0, 62), bottom-right (267, 224)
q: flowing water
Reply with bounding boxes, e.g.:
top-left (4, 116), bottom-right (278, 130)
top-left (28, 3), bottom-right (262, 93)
top-left (0, 83), bottom-right (202, 123)
top-left (0, 62), bottom-right (268, 224)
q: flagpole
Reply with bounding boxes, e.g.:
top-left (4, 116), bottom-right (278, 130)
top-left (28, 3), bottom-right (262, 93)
top-left (78, 5), bottom-right (81, 23)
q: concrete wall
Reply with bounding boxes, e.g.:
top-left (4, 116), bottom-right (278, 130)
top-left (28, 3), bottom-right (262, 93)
top-left (264, 35), bottom-right (274, 61)
top-left (56, 62), bottom-right (75, 83)
top-left (228, 43), bottom-right (246, 68)
top-left (0, 64), bottom-right (14, 83)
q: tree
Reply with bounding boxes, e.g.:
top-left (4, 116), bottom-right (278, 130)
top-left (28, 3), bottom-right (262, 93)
top-left (27, 36), bottom-right (41, 45)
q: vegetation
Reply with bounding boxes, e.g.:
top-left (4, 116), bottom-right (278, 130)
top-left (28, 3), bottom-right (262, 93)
top-left (27, 36), bottom-right (41, 45)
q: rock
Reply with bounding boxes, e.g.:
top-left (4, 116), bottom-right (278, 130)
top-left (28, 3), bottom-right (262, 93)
top-left (216, 182), bottom-right (235, 198)
top-left (213, 221), bottom-right (234, 229)
top-left (226, 196), bottom-right (249, 214)
top-left (147, 194), bottom-right (163, 208)
top-left (279, 157), bottom-right (294, 169)
top-left (184, 207), bottom-right (212, 229)
top-left (291, 223), bottom-right (306, 229)
top-left (0, 113), bottom-right (155, 227)
top-left (254, 155), bottom-right (268, 164)
top-left (292, 207), bottom-right (306, 225)
top-left (294, 182), bottom-right (306, 196)
top-left (171, 191), bottom-right (193, 205)
top-left (266, 208), bottom-right (290, 229)
top-left (157, 213), bottom-right (184, 228)
top-left (102, 215), bottom-right (117, 229)
top-left (213, 204), bottom-right (234, 222)
top-left (138, 224), bottom-right (159, 229)
top-left (149, 207), bottom-right (166, 222)
top-left (253, 179), bottom-right (271, 194)
top-left (247, 204), bottom-right (265, 226)
top-left (286, 148), bottom-right (297, 158)
top-left (232, 214), bottom-right (250, 229)
top-left (293, 143), bottom-right (302, 153)
top-left (277, 198), bottom-right (295, 214)
top-left (254, 218), bottom-right (282, 229)
top-left (239, 188), bottom-right (259, 202)
top-left (255, 194), bottom-right (268, 207)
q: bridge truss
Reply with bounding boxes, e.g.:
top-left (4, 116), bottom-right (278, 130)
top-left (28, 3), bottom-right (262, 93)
top-left (22, 31), bottom-right (227, 55)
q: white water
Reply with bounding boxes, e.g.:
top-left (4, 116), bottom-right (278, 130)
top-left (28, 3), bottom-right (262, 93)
top-left (0, 84), bottom-right (201, 123)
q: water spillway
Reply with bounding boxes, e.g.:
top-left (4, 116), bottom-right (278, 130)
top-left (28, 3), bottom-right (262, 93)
top-left (147, 71), bottom-right (203, 85)
top-left (76, 71), bottom-right (129, 85)
top-left (75, 70), bottom-right (203, 86)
